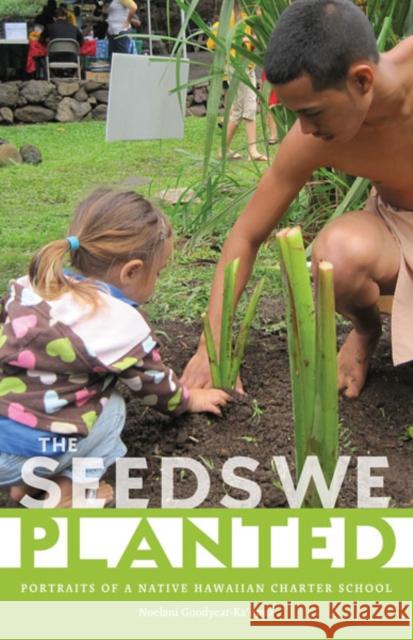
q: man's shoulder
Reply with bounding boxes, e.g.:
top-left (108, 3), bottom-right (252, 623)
top-left (278, 122), bottom-right (331, 169)
top-left (386, 36), bottom-right (413, 64)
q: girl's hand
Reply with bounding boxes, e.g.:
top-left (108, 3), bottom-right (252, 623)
top-left (187, 388), bottom-right (230, 416)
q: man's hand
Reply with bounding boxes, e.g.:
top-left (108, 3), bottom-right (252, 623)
top-left (187, 388), bottom-right (230, 416)
top-left (181, 346), bottom-right (212, 389)
top-left (181, 346), bottom-right (245, 394)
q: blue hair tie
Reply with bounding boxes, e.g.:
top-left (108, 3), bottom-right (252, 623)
top-left (66, 236), bottom-right (80, 251)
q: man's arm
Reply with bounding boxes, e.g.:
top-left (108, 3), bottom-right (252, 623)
top-left (182, 123), bottom-right (325, 389)
top-left (120, 0), bottom-right (138, 26)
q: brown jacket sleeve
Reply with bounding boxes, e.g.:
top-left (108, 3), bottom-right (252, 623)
top-left (117, 344), bottom-right (189, 416)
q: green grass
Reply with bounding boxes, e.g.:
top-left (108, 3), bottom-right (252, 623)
top-left (0, 117), bottom-right (281, 325)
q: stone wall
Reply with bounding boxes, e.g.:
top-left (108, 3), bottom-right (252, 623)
top-left (0, 79), bottom-right (211, 125)
top-left (0, 79), bottom-right (109, 125)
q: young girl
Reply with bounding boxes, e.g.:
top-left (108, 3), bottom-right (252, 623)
top-left (0, 188), bottom-right (229, 508)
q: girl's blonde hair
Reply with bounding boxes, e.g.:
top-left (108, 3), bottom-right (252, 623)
top-left (29, 188), bottom-right (172, 307)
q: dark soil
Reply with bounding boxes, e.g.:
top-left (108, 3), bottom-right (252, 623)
top-left (2, 310), bottom-right (413, 508)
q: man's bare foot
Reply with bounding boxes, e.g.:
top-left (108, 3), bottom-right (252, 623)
top-left (338, 326), bottom-right (381, 398)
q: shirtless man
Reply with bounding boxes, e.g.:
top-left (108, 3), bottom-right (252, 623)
top-left (182, 0), bottom-right (413, 398)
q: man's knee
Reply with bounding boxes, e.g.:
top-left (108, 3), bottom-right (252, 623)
top-left (312, 217), bottom-right (371, 280)
top-left (311, 219), bottom-right (378, 306)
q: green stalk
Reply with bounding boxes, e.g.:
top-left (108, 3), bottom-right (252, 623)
top-left (276, 227), bottom-right (316, 478)
top-left (202, 313), bottom-right (221, 387)
top-left (229, 278), bottom-right (265, 388)
top-left (219, 258), bottom-right (239, 387)
top-left (312, 261), bottom-right (339, 482)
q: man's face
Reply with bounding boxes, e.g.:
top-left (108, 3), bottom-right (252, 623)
top-left (275, 72), bottom-right (371, 143)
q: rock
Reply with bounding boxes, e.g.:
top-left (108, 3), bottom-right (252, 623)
top-left (83, 80), bottom-right (103, 93)
top-left (158, 187), bottom-right (200, 205)
top-left (56, 97), bottom-right (91, 122)
top-left (0, 84), bottom-right (19, 108)
top-left (87, 96), bottom-right (98, 107)
top-left (120, 175), bottom-right (151, 187)
top-left (21, 80), bottom-right (54, 104)
top-left (187, 104), bottom-right (207, 117)
top-left (90, 89), bottom-right (109, 104)
top-left (0, 144), bottom-right (22, 166)
top-left (16, 95), bottom-right (28, 107)
top-left (56, 81), bottom-right (80, 97)
top-left (0, 107), bottom-right (14, 124)
top-left (20, 144), bottom-right (42, 165)
top-left (91, 104), bottom-right (107, 120)
top-left (186, 93), bottom-right (194, 107)
top-left (14, 105), bottom-right (55, 123)
top-left (44, 91), bottom-right (60, 111)
top-left (74, 87), bottom-right (88, 102)
top-left (193, 85), bottom-right (208, 104)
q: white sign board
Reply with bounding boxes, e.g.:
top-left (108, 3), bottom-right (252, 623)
top-left (106, 54), bottom-right (189, 142)
top-left (4, 22), bottom-right (28, 41)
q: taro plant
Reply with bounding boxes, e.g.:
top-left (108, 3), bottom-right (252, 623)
top-left (276, 226), bottom-right (339, 506)
top-left (202, 258), bottom-right (264, 389)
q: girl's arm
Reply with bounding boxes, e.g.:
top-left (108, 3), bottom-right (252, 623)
top-left (117, 338), bottom-right (228, 416)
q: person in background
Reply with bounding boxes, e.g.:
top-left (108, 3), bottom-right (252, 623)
top-left (92, 1), bottom-right (109, 40)
top-left (35, 0), bottom-right (57, 27)
top-left (40, 6), bottom-right (84, 64)
top-left (106, 0), bottom-right (138, 62)
top-left (58, 3), bottom-right (77, 26)
top-left (73, 6), bottom-right (83, 31)
top-left (207, 0), bottom-right (268, 162)
top-left (261, 69), bottom-right (280, 145)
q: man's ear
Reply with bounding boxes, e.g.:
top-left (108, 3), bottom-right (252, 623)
top-left (119, 259), bottom-right (144, 285)
top-left (348, 63), bottom-right (374, 94)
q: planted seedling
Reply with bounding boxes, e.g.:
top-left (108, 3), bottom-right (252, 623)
top-left (276, 226), bottom-right (339, 506)
top-left (202, 258), bottom-right (264, 389)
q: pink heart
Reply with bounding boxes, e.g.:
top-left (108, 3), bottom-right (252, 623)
top-left (75, 388), bottom-right (96, 407)
top-left (8, 402), bottom-right (38, 428)
top-left (11, 315), bottom-right (37, 338)
top-left (9, 350), bottom-right (36, 370)
top-left (152, 349), bottom-right (161, 363)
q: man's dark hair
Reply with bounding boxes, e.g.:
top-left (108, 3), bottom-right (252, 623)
top-left (56, 6), bottom-right (68, 19)
top-left (264, 0), bottom-right (379, 90)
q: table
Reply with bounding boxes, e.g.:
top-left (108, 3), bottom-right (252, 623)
top-left (0, 40), bottom-right (29, 80)
top-left (26, 39), bottom-right (97, 75)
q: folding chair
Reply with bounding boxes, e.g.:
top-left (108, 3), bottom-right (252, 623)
top-left (46, 38), bottom-right (81, 80)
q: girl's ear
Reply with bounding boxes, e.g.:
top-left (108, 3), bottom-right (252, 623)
top-left (119, 259), bottom-right (144, 285)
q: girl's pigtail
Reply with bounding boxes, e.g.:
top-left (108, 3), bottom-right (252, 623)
top-left (29, 240), bottom-right (71, 300)
top-left (29, 239), bottom-right (100, 308)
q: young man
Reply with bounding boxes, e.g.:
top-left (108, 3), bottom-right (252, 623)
top-left (182, 0), bottom-right (413, 399)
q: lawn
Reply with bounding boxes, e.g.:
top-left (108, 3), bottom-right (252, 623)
top-left (0, 116), bottom-right (281, 326)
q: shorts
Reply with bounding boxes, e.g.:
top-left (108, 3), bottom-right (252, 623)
top-left (0, 392), bottom-right (127, 487)
top-left (365, 188), bottom-right (413, 366)
top-left (229, 67), bottom-right (257, 124)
